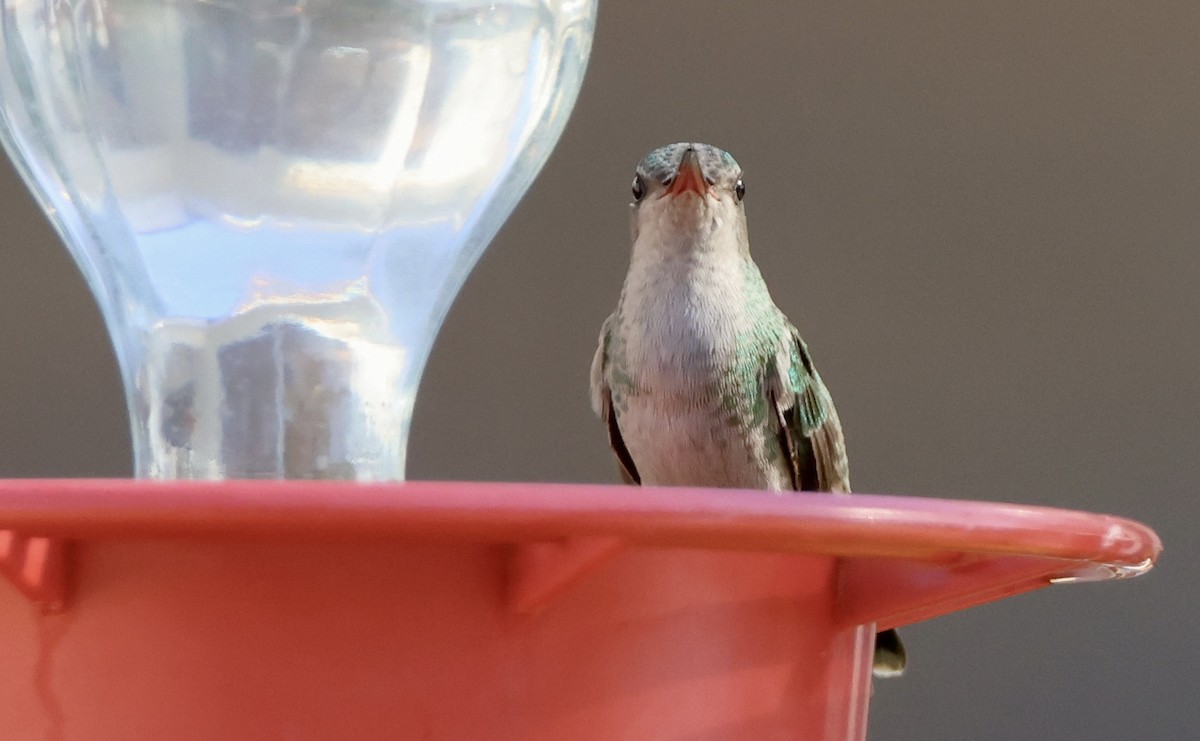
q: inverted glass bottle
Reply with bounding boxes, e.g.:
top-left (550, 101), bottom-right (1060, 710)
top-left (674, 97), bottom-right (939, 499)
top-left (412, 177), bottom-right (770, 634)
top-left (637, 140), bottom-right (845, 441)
top-left (0, 0), bottom-right (595, 479)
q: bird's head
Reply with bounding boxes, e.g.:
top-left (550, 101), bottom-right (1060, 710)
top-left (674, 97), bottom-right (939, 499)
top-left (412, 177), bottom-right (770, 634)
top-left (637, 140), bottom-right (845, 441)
top-left (629, 142), bottom-right (748, 257)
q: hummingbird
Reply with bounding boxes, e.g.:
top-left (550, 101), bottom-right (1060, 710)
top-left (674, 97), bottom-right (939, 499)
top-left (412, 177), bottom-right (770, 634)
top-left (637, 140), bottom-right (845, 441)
top-left (589, 142), bottom-right (906, 677)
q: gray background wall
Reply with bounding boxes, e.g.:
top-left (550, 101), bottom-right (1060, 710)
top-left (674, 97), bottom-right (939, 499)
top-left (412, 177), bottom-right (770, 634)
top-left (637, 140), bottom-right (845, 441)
top-left (0, 2), bottom-right (1195, 739)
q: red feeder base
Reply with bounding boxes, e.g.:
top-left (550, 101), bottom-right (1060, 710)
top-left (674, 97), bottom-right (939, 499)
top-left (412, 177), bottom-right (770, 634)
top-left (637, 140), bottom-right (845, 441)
top-left (0, 481), bottom-right (1160, 740)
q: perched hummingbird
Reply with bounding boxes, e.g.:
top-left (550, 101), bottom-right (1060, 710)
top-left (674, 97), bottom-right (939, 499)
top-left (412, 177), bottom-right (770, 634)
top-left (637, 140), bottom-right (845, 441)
top-left (590, 142), bottom-right (906, 677)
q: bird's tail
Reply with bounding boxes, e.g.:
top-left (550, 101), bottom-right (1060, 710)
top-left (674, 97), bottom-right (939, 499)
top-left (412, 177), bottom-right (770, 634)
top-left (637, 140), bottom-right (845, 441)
top-left (873, 628), bottom-right (907, 678)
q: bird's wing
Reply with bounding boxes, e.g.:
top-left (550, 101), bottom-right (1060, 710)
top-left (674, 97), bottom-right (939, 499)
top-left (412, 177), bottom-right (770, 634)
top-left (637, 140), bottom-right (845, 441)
top-left (768, 326), bottom-right (905, 677)
top-left (767, 323), bottom-right (851, 493)
top-left (591, 315), bottom-right (640, 485)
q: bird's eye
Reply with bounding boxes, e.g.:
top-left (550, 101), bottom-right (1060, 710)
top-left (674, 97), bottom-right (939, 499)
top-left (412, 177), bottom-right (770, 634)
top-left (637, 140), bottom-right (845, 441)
top-left (734, 179), bottom-right (745, 202)
top-left (632, 175), bottom-right (646, 202)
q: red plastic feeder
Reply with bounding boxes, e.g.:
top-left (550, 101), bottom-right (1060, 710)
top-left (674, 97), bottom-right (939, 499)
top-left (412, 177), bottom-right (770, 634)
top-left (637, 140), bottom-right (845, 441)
top-left (0, 480), bottom-right (1159, 740)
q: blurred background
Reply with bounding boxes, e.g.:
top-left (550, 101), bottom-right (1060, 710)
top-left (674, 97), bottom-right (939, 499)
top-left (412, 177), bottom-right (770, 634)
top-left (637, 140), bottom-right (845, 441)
top-left (0, 1), bottom-right (1195, 739)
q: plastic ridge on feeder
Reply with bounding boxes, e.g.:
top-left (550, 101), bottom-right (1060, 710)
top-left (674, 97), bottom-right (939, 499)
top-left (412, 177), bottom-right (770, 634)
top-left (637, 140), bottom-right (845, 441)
top-left (0, 531), bottom-right (66, 612)
top-left (0, 480), bottom-right (1160, 619)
